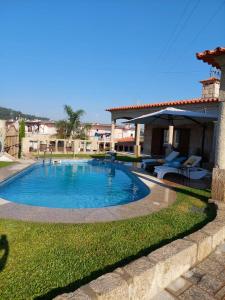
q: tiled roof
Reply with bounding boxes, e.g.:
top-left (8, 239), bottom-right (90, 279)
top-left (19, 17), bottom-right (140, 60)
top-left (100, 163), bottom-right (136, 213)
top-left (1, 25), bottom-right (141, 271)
top-left (106, 98), bottom-right (219, 112)
top-left (116, 137), bottom-right (135, 143)
top-left (200, 77), bottom-right (220, 84)
top-left (196, 47), bottom-right (225, 69)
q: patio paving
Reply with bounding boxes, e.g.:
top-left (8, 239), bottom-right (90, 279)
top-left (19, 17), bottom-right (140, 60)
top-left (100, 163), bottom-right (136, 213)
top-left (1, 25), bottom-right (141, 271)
top-left (0, 159), bottom-right (35, 182)
top-left (152, 242), bottom-right (225, 300)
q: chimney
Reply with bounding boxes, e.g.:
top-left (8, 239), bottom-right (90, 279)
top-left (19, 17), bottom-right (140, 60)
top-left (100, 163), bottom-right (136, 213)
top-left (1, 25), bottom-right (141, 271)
top-left (200, 77), bottom-right (220, 98)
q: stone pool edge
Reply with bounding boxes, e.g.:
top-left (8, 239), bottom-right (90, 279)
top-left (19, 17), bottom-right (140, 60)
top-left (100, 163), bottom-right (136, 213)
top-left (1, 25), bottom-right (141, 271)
top-left (0, 160), bottom-right (176, 223)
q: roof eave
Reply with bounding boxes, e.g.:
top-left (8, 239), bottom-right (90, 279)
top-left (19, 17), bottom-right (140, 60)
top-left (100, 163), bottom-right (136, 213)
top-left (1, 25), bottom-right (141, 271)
top-left (106, 98), bottom-right (219, 112)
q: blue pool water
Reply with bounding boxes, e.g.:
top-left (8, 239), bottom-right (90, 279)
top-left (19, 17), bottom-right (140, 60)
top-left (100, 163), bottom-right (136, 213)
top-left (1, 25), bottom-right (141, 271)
top-left (0, 160), bottom-right (149, 208)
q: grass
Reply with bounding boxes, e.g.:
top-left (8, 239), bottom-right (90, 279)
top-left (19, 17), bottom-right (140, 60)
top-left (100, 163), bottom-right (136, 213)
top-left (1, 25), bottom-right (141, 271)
top-left (35, 153), bottom-right (143, 162)
top-left (0, 187), bottom-right (215, 300)
top-left (0, 162), bottom-right (15, 168)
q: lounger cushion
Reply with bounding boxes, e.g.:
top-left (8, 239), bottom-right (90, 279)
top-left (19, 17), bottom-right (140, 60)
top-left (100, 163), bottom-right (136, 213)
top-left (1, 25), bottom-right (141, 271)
top-left (165, 151), bottom-right (179, 162)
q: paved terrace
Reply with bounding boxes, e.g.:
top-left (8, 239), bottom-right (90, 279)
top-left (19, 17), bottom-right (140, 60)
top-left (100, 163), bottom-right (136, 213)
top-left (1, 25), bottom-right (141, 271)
top-left (0, 159), bottom-right (35, 182)
top-left (153, 242), bottom-right (225, 300)
top-left (0, 160), bottom-right (176, 223)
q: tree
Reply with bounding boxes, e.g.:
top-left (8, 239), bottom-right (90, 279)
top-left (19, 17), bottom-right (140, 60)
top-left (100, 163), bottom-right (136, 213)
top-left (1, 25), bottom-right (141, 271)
top-left (56, 105), bottom-right (88, 139)
top-left (55, 120), bottom-right (68, 139)
top-left (18, 119), bottom-right (25, 158)
top-left (75, 123), bottom-right (92, 140)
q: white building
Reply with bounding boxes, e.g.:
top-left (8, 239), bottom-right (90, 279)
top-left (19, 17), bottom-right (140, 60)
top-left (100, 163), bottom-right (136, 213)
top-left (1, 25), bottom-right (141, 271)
top-left (25, 120), bottom-right (57, 136)
top-left (86, 123), bottom-right (135, 141)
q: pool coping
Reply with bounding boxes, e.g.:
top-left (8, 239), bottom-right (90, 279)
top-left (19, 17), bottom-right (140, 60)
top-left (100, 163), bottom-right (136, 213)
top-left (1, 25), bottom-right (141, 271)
top-left (0, 159), bottom-right (176, 223)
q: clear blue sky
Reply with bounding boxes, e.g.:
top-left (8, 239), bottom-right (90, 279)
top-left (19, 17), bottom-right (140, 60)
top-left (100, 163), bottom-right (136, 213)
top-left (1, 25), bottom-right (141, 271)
top-left (0, 0), bottom-right (224, 123)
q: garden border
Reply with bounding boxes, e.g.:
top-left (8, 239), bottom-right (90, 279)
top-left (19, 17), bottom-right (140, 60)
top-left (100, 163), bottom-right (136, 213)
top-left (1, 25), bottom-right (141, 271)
top-left (55, 200), bottom-right (225, 300)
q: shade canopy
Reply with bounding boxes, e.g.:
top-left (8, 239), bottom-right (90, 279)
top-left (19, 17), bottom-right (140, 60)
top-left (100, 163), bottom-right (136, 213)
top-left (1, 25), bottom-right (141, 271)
top-left (126, 107), bottom-right (217, 126)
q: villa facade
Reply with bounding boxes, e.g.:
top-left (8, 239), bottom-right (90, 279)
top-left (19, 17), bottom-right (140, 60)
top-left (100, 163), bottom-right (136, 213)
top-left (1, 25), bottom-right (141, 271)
top-left (22, 121), bottom-right (136, 155)
top-left (107, 77), bottom-right (220, 167)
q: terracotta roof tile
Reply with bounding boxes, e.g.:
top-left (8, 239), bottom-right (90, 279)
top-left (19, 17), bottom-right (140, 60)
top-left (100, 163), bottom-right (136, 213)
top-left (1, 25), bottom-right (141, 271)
top-left (106, 97), bottom-right (219, 112)
top-left (116, 137), bottom-right (135, 143)
top-left (196, 47), bottom-right (225, 69)
top-left (200, 77), bottom-right (220, 84)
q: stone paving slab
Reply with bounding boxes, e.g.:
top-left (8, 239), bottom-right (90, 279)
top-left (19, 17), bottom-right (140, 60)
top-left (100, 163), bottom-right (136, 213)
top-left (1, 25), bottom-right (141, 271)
top-left (166, 277), bottom-right (192, 296)
top-left (152, 290), bottom-right (177, 300)
top-left (155, 242), bottom-right (225, 300)
top-left (0, 159), bottom-right (35, 182)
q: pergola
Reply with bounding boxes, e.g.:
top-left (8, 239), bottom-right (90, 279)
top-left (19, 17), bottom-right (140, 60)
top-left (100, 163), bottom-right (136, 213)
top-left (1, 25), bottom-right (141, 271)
top-left (196, 47), bottom-right (225, 202)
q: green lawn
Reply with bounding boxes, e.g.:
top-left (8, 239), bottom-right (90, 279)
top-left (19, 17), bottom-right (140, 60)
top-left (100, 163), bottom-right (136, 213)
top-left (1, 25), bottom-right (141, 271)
top-left (0, 187), bottom-right (215, 300)
top-left (36, 153), bottom-right (143, 162)
top-left (0, 161), bottom-right (15, 168)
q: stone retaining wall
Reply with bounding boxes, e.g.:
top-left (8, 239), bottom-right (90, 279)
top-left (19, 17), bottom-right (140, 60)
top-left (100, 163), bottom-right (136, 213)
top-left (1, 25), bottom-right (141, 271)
top-left (55, 200), bottom-right (225, 300)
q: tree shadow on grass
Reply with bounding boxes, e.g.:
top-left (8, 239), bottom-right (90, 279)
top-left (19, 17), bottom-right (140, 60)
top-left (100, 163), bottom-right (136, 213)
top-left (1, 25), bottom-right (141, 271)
top-left (35, 199), bottom-right (216, 300)
top-left (0, 234), bottom-right (9, 272)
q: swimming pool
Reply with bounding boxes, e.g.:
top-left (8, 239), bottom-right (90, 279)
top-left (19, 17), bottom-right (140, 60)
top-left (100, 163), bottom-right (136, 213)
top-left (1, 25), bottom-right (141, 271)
top-left (0, 160), bottom-right (149, 209)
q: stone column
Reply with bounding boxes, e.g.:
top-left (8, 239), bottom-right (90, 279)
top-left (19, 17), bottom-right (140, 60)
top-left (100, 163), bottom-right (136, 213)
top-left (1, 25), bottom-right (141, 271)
top-left (110, 119), bottom-right (116, 151)
top-left (134, 123), bottom-right (141, 157)
top-left (211, 121), bottom-right (217, 163)
top-left (46, 140), bottom-right (50, 152)
top-left (212, 63), bottom-right (225, 201)
top-left (166, 125), bottom-right (174, 155)
top-left (143, 124), bottom-right (152, 155)
top-left (63, 140), bottom-right (66, 154)
top-left (56, 140), bottom-right (59, 153)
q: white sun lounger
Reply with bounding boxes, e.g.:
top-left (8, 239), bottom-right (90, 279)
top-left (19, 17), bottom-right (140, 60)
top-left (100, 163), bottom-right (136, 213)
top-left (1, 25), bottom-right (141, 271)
top-left (154, 155), bottom-right (208, 180)
top-left (141, 151), bottom-right (179, 169)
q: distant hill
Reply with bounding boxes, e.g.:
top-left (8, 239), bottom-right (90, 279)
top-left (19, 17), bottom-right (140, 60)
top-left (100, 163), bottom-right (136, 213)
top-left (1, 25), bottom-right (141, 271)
top-left (0, 106), bottom-right (49, 121)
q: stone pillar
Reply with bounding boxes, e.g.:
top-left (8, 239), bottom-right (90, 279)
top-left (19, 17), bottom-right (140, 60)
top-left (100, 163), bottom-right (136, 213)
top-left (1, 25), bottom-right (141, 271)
top-left (56, 140), bottom-right (59, 153)
top-left (63, 140), bottom-right (66, 153)
top-left (36, 139), bottom-right (40, 157)
top-left (74, 140), bottom-right (80, 153)
top-left (143, 124), bottom-right (152, 155)
top-left (110, 119), bottom-right (116, 151)
top-left (134, 123), bottom-right (141, 157)
top-left (46, 140), bottom-right (50, 152)
top-left (211, 122), bottom-right (218, 163)
top-left (166, 125), bottom-right (174, 155)
top-left (212, 63), bottom-right (225, 202)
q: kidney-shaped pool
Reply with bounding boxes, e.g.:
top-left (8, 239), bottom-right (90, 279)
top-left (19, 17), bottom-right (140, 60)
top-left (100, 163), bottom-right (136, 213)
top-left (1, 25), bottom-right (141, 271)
top-left (0, 160), bottom-right (150, 209)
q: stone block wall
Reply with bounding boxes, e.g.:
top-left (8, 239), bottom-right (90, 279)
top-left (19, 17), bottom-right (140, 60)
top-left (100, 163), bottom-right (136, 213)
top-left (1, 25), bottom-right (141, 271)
top-left (55, 201), bottom-right (225, 300)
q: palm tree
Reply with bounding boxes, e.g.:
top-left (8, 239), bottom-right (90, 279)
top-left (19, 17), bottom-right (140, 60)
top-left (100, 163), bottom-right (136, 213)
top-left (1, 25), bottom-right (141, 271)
top-left (64, 105), bottom-right (85, 138)
top-left (56, 105), bottom-right (86, 139)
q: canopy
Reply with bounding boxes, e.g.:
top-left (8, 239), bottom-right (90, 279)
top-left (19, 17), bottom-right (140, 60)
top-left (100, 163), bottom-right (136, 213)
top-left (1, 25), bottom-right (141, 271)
top-left (126, 107), bottom-right (217, 126)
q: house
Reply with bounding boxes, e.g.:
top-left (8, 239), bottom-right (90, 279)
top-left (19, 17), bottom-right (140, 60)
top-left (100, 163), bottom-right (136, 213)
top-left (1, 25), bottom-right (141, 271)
top-left (85, 122), bottom-right (136, 152)
top-left (107, 76), bottom-right (220, 166)
top-left (115, 136), bottom-right (144, 153)
top-left (85, 122), bottom-right (135, 141)
top-left (196, 46), bottom-right (225, 202)
top-left (25, 120), bottom-right (57, 136)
